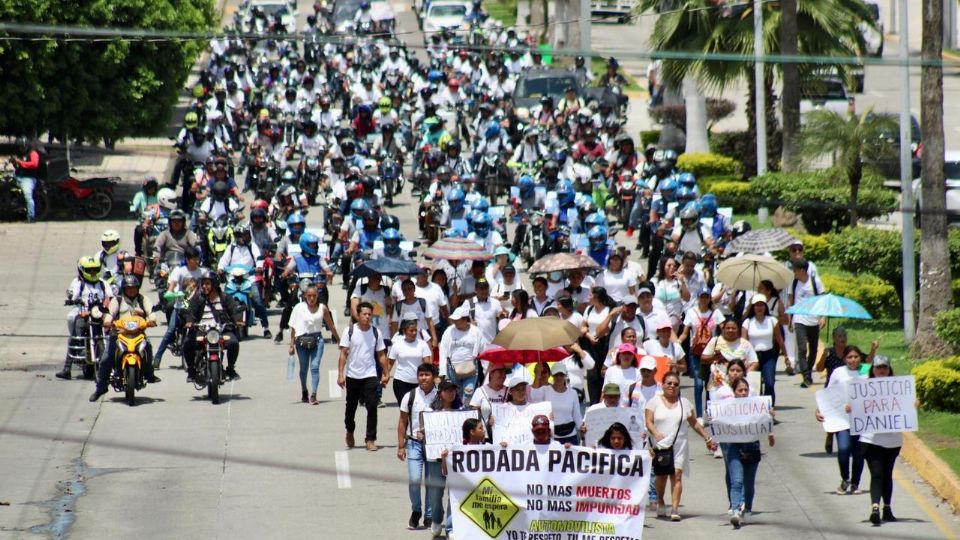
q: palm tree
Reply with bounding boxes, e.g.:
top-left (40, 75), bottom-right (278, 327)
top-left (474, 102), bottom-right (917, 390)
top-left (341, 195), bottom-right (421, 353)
top-left (796, 108), bottom-right (896, 226)
top-left (636, 0), bottom-right (872, 173)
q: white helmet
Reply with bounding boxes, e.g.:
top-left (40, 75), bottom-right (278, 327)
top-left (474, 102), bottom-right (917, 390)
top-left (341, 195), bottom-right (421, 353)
top-left (157, 187), bottom-right (177, 211)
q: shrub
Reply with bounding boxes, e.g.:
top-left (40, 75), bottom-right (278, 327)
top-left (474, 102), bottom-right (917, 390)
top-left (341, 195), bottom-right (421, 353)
top-left (935, 309), bottom-right (960, 351)
top-left (707, 181), bottom-right (755, 213)
top-left (912, 358), bottom-right (960, 413)
top-left (648, 98), bottom-right (736, 131)
top-left (709, 130), bottom-right (750, 163)
top-left (829, 228), bottom-right (908, 289)
top-left (639, 130), bottom-right (661, 148)
top-left (698, 175), bottom-right (743, 196)
top-left (819, 272), bottom-right (899, 320)
top-left (676, 152), bottom-right (743, 178)
top-left (953, 278), bottom-right (960, 306)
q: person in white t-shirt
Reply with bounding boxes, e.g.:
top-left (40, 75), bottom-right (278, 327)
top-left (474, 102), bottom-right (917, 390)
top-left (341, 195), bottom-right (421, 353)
top-left (439, 305), bottom-right (487, 403)
top-left (787, 259), bottom-right (825, 388)
top-left (389, 315), bottom-right (434, 404)
top-left (642, 317), bottom-right (686, 374)
top-left (351, 272), bottom-right (392, 339)
top-left (539, 363), bottom-right (583, 444)
top-left (288, 284), bottom-right (341, 405)
top-left (556, 295), bottom-right (585, 331)
top-left (396, 363), bottom-right (440, 530)
top-left (470, 363), bottom-right (508, 422)
top-left (603, 342), bottom-right (640, 400)
top-left (636, 282), bottom-right (671, 339)
top-left (599, 295), bottom-right (647, 357)
top-left (338, 302), bottom-right (390, 451)
top-left (741, 294), bottom-right (784, 407)
top-left (415, 266), bottom-right (450, 322)
top-left (531, 277), bottom-right (557, 315)
top-left (596, 252), bottom-right (637, 303)
top-left (625, 356), bottom-right (662, 409)
top-left (392, 278), bottom-right (439, 347)
top-left (464, 278), bottom-right (503, 343)
top-left (563, 269), bottom-right (593, 308)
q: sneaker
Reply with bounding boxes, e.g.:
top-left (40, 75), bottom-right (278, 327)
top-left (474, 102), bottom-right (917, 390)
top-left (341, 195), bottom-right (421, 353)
top-left (882, 506), bottom-right (897, 522)
top-left (656, 506), bottom-right (667, 518)
top-left (408, 511), bottom-right (421, 529)
top-left (146, 375), bottom-right (161, 383)
top-left (869, 506), bottom-right (881, 525)
top-left (263, 329), bottom-right (272, 339)
top-left (423, 517), bottom-right (432, 528)
top-left (273, 330), bottom-right (284, 344)
top-left (345, 432), bottom-right (355, 448)
top-left (837, 480), bottom-right (849, 495)
top-left (88, 388), bottom-right (108, 402)
top-left (153, 356), bottom-right (162, 369)
top-left (225, 368), bottom-right (240, 381)
top-left (365, 440), bottom-right (378, 451)
top-left (430, 522), bottom-right (442, 537)
top-left (55, 370), bottom-right (71, 380)
top-left (186, 371), bottom-right (197, 383)
top-left (799, 380), bottom-right (809, 388)
top-left (714, 447), bottom-right (723, 459)
top-left (670, 511), bottom-right (681, 522)
top-left (310, 393), bottom-right (318, 405)
top-left (848, 483), bottom-right (861, 495)
top-left (301, 389), bottom-right (309, 403)
top-left (785, 362), bottom-right (795, 376)
top-left (730, 510), bottom-right (741, 529)
top-left (377, 399), bottom-right (386, 408)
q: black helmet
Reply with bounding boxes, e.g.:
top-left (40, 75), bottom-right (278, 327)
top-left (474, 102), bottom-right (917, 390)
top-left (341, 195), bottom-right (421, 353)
top-left (15, 136), bottom-right (29, 154)
top-left (121, 275), bottom-right (141, 291)
top-left (200, 269), bottom-right (220, 289)
top-left (211, 181), bottom-right (229, 201)
top-left (447, 139), bottom-right (461, 153)
top-left (380, 213), bottom-right (400, 231)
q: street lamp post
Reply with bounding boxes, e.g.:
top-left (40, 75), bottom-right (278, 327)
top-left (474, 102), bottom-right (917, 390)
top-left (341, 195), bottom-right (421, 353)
top-left (754, 0), bottom-right (767, 175)
top-left (899, 0), bottom-right (915, 340)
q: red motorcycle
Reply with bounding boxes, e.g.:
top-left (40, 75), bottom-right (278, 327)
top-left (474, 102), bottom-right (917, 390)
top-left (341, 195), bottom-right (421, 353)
top-left (34, 159), bottom-right (117, 220)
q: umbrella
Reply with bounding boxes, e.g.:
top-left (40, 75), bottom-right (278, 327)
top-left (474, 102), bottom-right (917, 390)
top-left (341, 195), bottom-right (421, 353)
top-left (492, 318), bottom-right (581, 350)
top-left (786, 293), bottom-right (872, 320)
top-left (478, 345), bottom-right (570, 364)
top-left (715, 254), bottom-right (794, 290)
top-left (352, 257), bottom-right (420, 279)
top-left (422, 237), bottom-right (493, 261)
top-left (726, 228), bottom-right (798, 254)
top-left (527, 252), bottom-right (600, 274)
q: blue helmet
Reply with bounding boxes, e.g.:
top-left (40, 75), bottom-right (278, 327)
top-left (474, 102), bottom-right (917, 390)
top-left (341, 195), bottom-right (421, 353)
top-left (286, 212), bottom-right (306, 236)
top-left (473, 197), bottom-right (490, 214)
top-left (659, 179), bottom-right (678, 203)
top-left (518, 175), bottom-right (534, 196)
top-left (444, 227), bottom-right (467, 238)
top-left (350, 198), bottom-right (369, 219)
top-left (677, 172), bottom-right (696, 189)
top-left (427, 69), bottom-right (444, 83)
top-left (585, 212), bottom-right (607, 229)
top-left (676, 186), bottom-right (696, 203)
top-left (700, 193), bottom-right (718, 218)
top-left (556, 179), bottom-right (575, 207)
top-left (447, 187), bottom-right (465, 211)
top-left (587, 225), bottom-right (607, 250)
top-left (484, 120), bottom-right (501, 139)
top-left (299, 232), bottom-right (320, 257)
top-left (472, 212), bottom-right (491, 237)
top-left (382, 228), bottom-right (402, 255)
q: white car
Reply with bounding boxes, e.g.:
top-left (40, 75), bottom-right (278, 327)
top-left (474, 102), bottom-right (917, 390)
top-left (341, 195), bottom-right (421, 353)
top-left (799, 77), bottom-right (854, 125)
top-left (249, 0), bottom-right (297, 33)
top-left (423, 0), bottom-right (472, 34)
top-left (913, 150), bottom-right (960, 223)
top-left (860, 0), bottom-right (884, 57)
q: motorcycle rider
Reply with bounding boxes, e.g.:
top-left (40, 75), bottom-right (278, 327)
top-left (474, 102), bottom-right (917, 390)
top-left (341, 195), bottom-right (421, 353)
top-left (647, 178), bottom-right (679, 279)
top-left (352, 103), bottom-right (378, 139)
top-left (672, 204), bottom-right (713, 258)
top-left (350, 208), bottom-right (384, 255)
top-left (131, 177), bottom-right (160, 256)
top-left (511, 174), bottom-right (546, 255)
top-left (153, 247), bottom-right (204, 368)
top-left (9, 136), bottom-right (41, 223)
top-left (572, 127), bottom-right (605, 163)
top-left (57, 257), bottom-right (115, 380)
top-left (570, 55), bottom-right (595, 86)
top-left (155, 209), bottom-right (201, 264)
top-left (443, 139), bottom-right (473, 179)
top-left (182, 270), bottom-right (243, 382)
top-left (511, 127), bottom-right (547, 166)
top-left (277, 232), bottom-right (334, 342)
top-left (550, 179), bottom-right (579, 231)
top-left (217, 223), bottom-right (272, 338)
top-left (96, 230), bottom-right (126, 287)
top-left (311, 95), bottom-right (341, 133)
top-left (378, 228), bottom-right (410, 260)
top-left (439, 187), bottom-right (470, 233)
top-left (373, 96), bottom-right (399, 129)
top-left (290, 120), bottom-right (326, 162)
top-left (557, 85), bottom-right (585, 122)
top-left (586, 225), bottom-right (612, 267)
top-left (173, 126), bottom-right (216, 211)
top-left (249, 205), bottom-right (278, 252)
top-left (89, 275), bottom-right (161, 401)
top-left (606, 134), bottom-right (640, 176)
top-left (467, 212), bottom-right (503, 252)
top-left (198, 180), bottom-right (242, 223)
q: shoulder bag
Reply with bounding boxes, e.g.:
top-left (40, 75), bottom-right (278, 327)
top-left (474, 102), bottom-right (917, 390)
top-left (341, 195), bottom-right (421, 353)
top-left (652, 398), bottom-right (683, 476)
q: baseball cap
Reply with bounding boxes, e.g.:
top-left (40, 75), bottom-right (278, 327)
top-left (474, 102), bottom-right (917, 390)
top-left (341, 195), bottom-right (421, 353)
top-left (655, 318), bottom-right (672, 331)
top-left (637, 284), bottom-right (654, 296)
top-left (401, 311), bottom-right (419, 321)
top-left (450, 305), bottom-right (471, 320)
top-left (602, 383), bottom-right (621, 396)
top-left (698, 287), bottom-right (712, 297)
top-left (503, 265), bottom-right (516, 275)
top-left (617, 342), bottom-right (637, 355)
top-left (550, 362), bottom-right (568, 375)
top-left (752, 293), bottom-right (768, 305)
top-left (621, 294), bottom-right (638, 305)
top-left (872, 355), bottom-right (891, 367)
top-left (639, 355), bottom-right (657, 371)
top-left (506, 370), bottom-right (532, 388)
top-left (531, 414), bottom-right (551, 428)
top-left (789, 239), bottom-right (804, 247)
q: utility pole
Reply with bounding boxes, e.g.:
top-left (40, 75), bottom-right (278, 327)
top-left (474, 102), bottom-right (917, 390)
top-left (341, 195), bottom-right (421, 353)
top-left (579, 0), bottom-right (591, 53)
top-left (889, 0), bottom-right (897, 34)
top-left (754, 0), bottom-right (767, 175)
top-left (899, 0), bottom-right (915, 340)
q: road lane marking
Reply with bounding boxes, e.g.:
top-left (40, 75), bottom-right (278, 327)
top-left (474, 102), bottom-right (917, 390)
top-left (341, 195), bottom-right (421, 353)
top-left (329, 369), bottom-right (343, 399)
top-left (335, 451), bottom-right (352, 489)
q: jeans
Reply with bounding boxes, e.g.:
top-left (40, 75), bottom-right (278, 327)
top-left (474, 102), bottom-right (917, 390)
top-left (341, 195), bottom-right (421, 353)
top-left (757, 348), bottom-right (778, 407)
top-left (794, 323), bottom-right (819, 382)
top-left (154, 308), bottom-right (179, 363)
top-left (407, 439), bottom-right (442, 518)
top-left (250, 286), bottom-right (270, 329)
top-left (182, 329), bottom-right (239, 371)
top-left (862, 442), bottom-right (900, 506)
top-left (446, 362), bottom-right (478, 405)
top-left (721, 442), bottom-right (760, 512)
top-left (97, 338), bottom-right (154, 393)
top-left (687, 353), bottom-right (705, 418)
top-left (835, 429), bottom-right (864, 485)
top-left (344, 376), bottom-right (379, 441)
top-left (295, 337), bottom-right (324, 394)
top-left (15, 176), bottom-right (36, 222)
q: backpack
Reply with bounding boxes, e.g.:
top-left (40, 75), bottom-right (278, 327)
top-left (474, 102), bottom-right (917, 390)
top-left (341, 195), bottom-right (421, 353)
top-left (691, 312), bottom-right (714, 357)
top-left (404, 388), bottom-right (418, 439)
top-left (395, 297), bottom-right (428, 319)
top-left (791, 276), bottom-right (820, 301)
top-left (347, 323), bottom-right (381, 365)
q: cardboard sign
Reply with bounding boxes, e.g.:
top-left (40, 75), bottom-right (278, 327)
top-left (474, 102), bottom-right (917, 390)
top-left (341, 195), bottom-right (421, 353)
top-left (491, 402), bottom-right (552, 446)
top-left (815, 382), bottom-right (850, 433)
top-left (583, 407), bottom-right (647, 448)
top-left (422, 409), bottom-right (481, 460)
top-left (848, 375), bottom-right (917, 435)
top-left (707, 396), bottom-right (774, 443)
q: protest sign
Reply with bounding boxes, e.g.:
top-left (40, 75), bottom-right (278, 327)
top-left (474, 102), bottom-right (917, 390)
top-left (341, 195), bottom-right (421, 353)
top-left (582, 407), bottom-right (646, 448)
top-left (491, 402), bottom-right (552, 446)
top-left (848, 375), bottom-right (917, 435)
top-left (815, 382), bottom-right (850, 433)
top-left (707, 396), bottom-right (773, 443)
top-left (447, 443), bottom-right (650, 540)
top-left (422, 410), bottom-right (481, 460)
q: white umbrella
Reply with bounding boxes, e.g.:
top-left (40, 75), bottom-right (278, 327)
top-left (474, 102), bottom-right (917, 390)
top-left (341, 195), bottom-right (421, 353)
top-left (715, 254), bottom-right (794, 291)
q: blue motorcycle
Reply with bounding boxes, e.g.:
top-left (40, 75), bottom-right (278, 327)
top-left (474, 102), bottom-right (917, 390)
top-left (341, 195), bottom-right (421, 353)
top-left (224, 265), bottom-right (255, 340)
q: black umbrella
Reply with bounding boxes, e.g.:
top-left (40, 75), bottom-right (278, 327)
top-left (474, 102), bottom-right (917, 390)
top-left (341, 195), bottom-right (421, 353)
top-left (352, 257), bottom-right (420, 279)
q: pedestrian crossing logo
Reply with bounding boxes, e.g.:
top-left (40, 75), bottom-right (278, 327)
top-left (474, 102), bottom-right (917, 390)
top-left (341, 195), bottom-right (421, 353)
top-left (459, 478), bottom-right (518, 538)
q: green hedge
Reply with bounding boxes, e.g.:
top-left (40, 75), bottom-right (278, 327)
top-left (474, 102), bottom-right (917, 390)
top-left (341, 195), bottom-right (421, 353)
top-left (709, 131), bottom-right (749, 163)
top-left (829, 228), bottom-right (908, 289)
top-left (935, 309), bottom-right (960, 351)
top-left (705, 180), bottom-right (755, 213)
top-left (820, 272), bottom-right (899, 320)
top-left (639, 130), bottom-right (661, 148)
top-left (676, 152), bottom-right (743, 178)
top-left (913, 358), bottom-right (960, 413)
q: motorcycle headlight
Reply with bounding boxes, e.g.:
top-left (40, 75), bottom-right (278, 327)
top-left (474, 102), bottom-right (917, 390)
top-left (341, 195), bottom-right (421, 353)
top-left (205, 329), bottom-right (221, 343)
top-left (124, 320), bottom-right (139, 332)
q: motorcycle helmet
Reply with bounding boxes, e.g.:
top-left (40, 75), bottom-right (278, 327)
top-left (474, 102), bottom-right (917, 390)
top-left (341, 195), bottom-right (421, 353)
top-left (211, 181), bottom-right (229, 202)
top-left (251, 199), bottom-right (270, 212)
top-left (233, 223), bottom-right (251, 244)
top-left (473, 198), bottom-right (490, 214)
top-left (447, 188), bottom-right (465, 212)
top-left (169, 209), bottom-right (187, 226)
top-left (157, 188), bottom-right (178, 211)
top-left (380, 213), bottom-right (400, 231)
top-left (518, 175), bottom-right (534, 196)
top-left (378, 96), bottom-right (392, 113)
top-left (539, 95), bottom-right (554, 108)
top-left (251, 207), bottom-right (268, 224)
top-left (121, 274), bottom-right (141, 294)
top-left (731, 220), bottom-right (752, 239)
top-left (200, 269), bottom-right (220, 290)
top-left (281, 169), bottom-right (298, 186)
top-left (302, 120), bottom-right (317, 136)
top-left (382, 228), bottom-right (402, 256)
top-left (676, 186), bottom-right (696, 205)
top-left (542, 160), bottom-right (560, 178)
top-left (184, 111), bottom-right (199, 130)
top-left (350, 198), bottom-right (369, 220)
top-left (679, 204), bottom-right (699, 231)
top-left (585, 212), bottom-right (607, 229)
top-left (556, 179), bottom-right (575, 208)
top-left (427, 69), bottom-right (444, 84)
top-left (340, 139), bottom-right (356, 156)
top-left (472, 212), bottom-right (491, 237)
top-left (447, 139), bottom-right (461, 157)
top-left (77, 256), bottom-right (102, 284)
top-left (551, 142), bottom-right (568, 164)
top-left (100, 230), bottom-right (120, 255)
top-left (444, 227), bottom-right (467, 239)
top-left (662, 149), bottom-right (679, 168)
top-left (587, 225), bottom-right (607, 250)
top-left (484, 120), bottom-right (501, 140)
top-left (299, 232), bottom-right (321, 257)
top-left (286, 212), bottom-right (306, 236)
top-left (362, 208), bottom-right (379, 231)
top-left (700, 194), bottom-right (718, 218)
top-left (659, 179), bottom-right (678, 202)
top-left (436, 165), bottom-right (452, 183)
top-left (284, 87), bottom-right (297, 102)
top-left (677, 172), bottom-right (697, 190)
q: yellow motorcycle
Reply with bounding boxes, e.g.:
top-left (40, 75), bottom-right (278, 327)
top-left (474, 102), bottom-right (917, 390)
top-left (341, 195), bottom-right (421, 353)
top-left (112, 315), bottom-right (155, 406)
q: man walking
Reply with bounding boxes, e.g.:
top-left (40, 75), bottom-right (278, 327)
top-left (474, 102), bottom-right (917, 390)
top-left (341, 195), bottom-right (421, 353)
top-left (338, 302), bottom-right (390, 451)
top-left (788, 259), bottom-right (825, 388)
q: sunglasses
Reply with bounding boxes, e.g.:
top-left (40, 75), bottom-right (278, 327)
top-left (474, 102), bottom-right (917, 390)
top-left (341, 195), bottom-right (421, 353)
top-left (663, 382), bottom-right (679, 387)
top-left (790, 246), bottom-right (804, 252)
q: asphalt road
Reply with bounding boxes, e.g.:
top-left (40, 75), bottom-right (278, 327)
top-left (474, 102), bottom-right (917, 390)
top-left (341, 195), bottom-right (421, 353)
top-left (2, 3), bottom-right (960, 539)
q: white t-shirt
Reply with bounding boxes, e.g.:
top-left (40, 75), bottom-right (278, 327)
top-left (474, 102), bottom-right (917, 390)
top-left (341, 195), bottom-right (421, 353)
top-left (684, 307), bottom-right (722, 337)
top-left (562, 352), bottom-right (595, 391)
top-left (351, 282), bottom-right (391, 336)
top-left (532, 296), bottom-right (557, 316)
top-left (596, 269), bottom-right (636, 303)
top-left (395, 298), bottom-right (437, 335)
top-left (439, 324), bottom-right (486, 376)
top-left (789, 275), bottom-right (826, 327)
top-left (416, 281), bottom-right (449, 321)
top-left (638, 305), bottom-right (670, 337)
top-left (626, 381), bottom-right (661, 410)
top-left (471, 384), bottom-right (507, 421)
top-left (655, 278), bottom-right (684, 319)
top-left (742, 315), bottom-right (775, 352)
top-left (703, 337), bottom-right (758, 367)
top-left (339, 324), bottom-right (386, 380)
top-left (400, 386), bottom-right (438, 438)
top-left (389, 337), bottom-right (433, 384)
top-left (584, 305), bottom-right (610, 334)
top-left (604, 365), bottom-right (639, 403)
top-left (642, 338), bottom-right (685, 364)
top-left (289, 302), bottom-right (328, 336)
top-left (564, 311), bottom-right (585, 331)
top-left (606, 315), bottom-right (647, 355)
top-left (540, 386), bottom-right (583, 430)
top-left (466, 297), bottom-right (501, 343)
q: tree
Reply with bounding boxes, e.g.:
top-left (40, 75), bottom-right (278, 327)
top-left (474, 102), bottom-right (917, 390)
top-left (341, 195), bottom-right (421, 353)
top-left (0, 0), bottom-right (217, 142)
top-left (780, 0), bottom-right (800, 171)
top-left (797, 108), bottom-right (896, 226)
top-left (914, 0), bottom-right (954, 356)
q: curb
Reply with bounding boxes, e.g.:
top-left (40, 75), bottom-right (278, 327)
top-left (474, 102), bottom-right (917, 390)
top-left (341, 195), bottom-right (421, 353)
top-left (901, 431), bottom-right (960, 513)
top-left (885, 32), bottom-right (960, 63)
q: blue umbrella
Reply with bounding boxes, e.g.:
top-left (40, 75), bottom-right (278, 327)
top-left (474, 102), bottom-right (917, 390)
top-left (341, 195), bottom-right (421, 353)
top-left (785, 293), bottom-right (872, 320)
top-left (352, 257), bottom-right (420, 279)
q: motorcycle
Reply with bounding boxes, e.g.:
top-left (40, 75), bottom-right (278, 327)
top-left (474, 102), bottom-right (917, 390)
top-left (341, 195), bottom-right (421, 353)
top-left (0, 173), bottom-right (43, 221)
top-left (65, 298), bottom-right (106, 380)
top-left (477, 153), bottom-right (511, 205)
top-left (379, 156), bottom-right (401, 207)
top-left (191, 323), bottom-right (231, 404)
top-left (300, 155), bottom-right (323, 205)
top-left (111, 315), bottom-right (155, 406)
top-left (205, 214), bottom-right (234, 263)
top-left (224, 266), bottom-right (256, 340)
top-left (154, 251), bottom-right (183, 298)
top-left (518, 210), bottom-right (545, 267)
top-left (161, 289), bottom-right (190, 368)
top-left (614, 175), bottom-right (636, 226)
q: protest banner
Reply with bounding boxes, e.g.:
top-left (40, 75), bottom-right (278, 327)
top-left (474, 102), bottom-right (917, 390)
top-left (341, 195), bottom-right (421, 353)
top-left (815, 382), bottom-right (850, 433)
top-left (422, 410), bottom-right (481, 460)
top-left (707, 396), bottom-right (773, 443)
top-left (582, 407), bottom-right (646, 448)
top-left (848, 375), bottom-right (918, 435)
top-left (447, 443), bottom-right (651, 540)
top-left (491, 402), bottom-right (552, 446)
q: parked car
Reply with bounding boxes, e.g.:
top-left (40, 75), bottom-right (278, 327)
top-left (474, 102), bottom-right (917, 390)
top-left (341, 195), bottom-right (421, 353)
top-left (913, 151), bottom-right (960, 225)
top-left (866, 112), bottom-right (921, 179)
top-left (422, 0), bottom-right (472, 35)
top-left (591, 0), bottom-right (637, 23)
top-left (249, 0), bottom-right (297, 33)
top-left (799, 77), bottom-right (854, 125)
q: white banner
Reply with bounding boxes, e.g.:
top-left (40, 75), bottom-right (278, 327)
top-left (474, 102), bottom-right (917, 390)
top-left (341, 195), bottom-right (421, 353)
top-left (815, 382), bottom-right (850, 433)
top-left (447, 444), bottom-right (650, 540)
top-left (848, 375), bottom-right (918, 435)
top-left (707, 396), bottom-right (774, 443)
top-left (582, 407), bottom-right (647, 449)
top-left (491, 402), bottom-right (552, 446)
top-left (422, 410), bottom-right (481, 460)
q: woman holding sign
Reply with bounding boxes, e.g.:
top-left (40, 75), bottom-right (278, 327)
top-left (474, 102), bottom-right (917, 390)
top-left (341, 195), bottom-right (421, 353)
top-left (427, 380), bottom-right (463, 537)
top-left (741, 294), bottom-right (784, 407)
top-left (815, 345), bottom-right (866, 495)
top-left (720, 377), bottom-right (775, 529)
top-left (645, 371), bottom-right (718, 521)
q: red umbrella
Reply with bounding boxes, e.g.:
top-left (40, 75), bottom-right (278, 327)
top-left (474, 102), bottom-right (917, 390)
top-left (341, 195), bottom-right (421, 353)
top-left (478, 345), bottom-right (570, 364)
